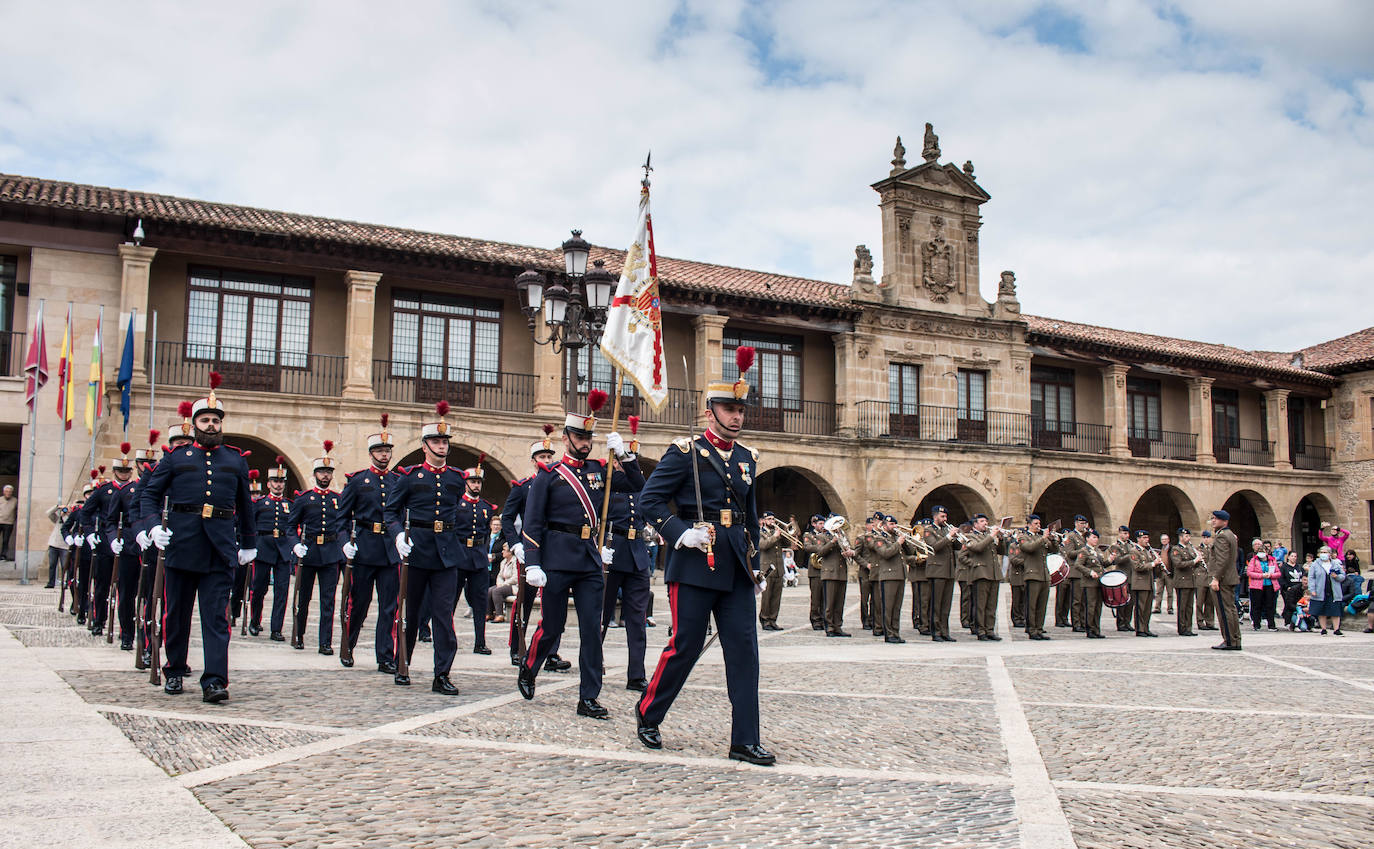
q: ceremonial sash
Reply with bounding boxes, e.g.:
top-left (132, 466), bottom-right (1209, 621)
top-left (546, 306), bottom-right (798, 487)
top-left (552, 464), bottom-right (598, 530)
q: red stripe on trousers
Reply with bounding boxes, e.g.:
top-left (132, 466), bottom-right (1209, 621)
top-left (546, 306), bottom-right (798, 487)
top-left (638, 581), bottom-right (679, 714)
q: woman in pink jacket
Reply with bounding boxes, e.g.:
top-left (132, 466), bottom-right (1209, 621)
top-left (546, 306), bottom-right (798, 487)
top-left (1318, 523), bottom-right (1350, 561)
top-left (1246, 540), bottom-right (1280, 630)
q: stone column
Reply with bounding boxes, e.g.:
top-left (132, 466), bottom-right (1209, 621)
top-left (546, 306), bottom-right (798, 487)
top-left (531, 336), bottom-right (564, 416)
top-left (1264, 388), bottom-right (1292, 469)
top-left (692, 314), bottom-right (728, 428)
top-left (1100, 363), bottom-right (1130, 458)
top-left (117, 244), bottom-right (157, 382)
top-left (833, 332), bottom-right (857, 436)
top-left (341, 271), bottom-right (381, 400)
top-left (1186, 377), bottom-right (1215, 463)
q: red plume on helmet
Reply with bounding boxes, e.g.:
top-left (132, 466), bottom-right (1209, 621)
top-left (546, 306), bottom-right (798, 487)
top-left (735, 346), bottom-right (756, 375)
top-left (275, 455), bottom-right (286, 466)
top-left (478, 451), bottom-right (487, 464)
top-left (627, 415), bottom-right (640, 435)
top-left (435, 400), bottom-right (450, 418)
top-left (177, 401), bottom-right (194, 418)
top-left (208, 371), bottom-right (223, 391)
top-left (119, 441), bottom-right (131, 455)
top-left (89, 469), bottom-right (98, 479)
top-left (543, 423), bottom-right (554, 435)
top-left (148, 429), bottom-right (160, 446)
top-left (248, 469), bottom-right (260, 480)
top-left (322, 440), bottom-right (334, 454)
top-left (587, 388), bottom-right (608, 412)
top-left (380, 413), bottom-right (389, 427)
top-left (98, 465), bottom-right (106, 474)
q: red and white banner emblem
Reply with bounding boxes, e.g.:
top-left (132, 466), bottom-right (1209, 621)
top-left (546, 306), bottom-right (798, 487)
top-left (600, 182), bottom-right (667, 411)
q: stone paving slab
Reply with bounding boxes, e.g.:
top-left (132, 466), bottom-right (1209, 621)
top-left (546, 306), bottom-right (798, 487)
top-left (1058, 789), bottom-right (1370, 849)
top-left (193, 739), bottom-right (1021, 849)
top-left (1003, 650), bottom-right (1269, 674)
top-left (1253, 655), bottom-right (1374, 679)
top-left (1008, 666), bottom-right (1374, 711)
top-left (1250, 642), bottom-right (1371, 658)
top-left (102, 711), bottom-right (338, 776)
top-left (410, 686), bottom-right (1008, 775)
top-left (1028, 704), bottom-right (1372, 795)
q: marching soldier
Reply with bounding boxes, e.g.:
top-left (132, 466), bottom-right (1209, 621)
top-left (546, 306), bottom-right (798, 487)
top-left (336, 416), bottom-right (401, 671)
top-left (602, 451), bottom-right (651, 691)
top-left (855, 514), bottom-right (879, 631)
top-left (805, 515), bottom-right (851, 637)
top-left (908, 518), bottom-right (930, 635)
top-left (88, 450), bottom-right (135, 636)
top-left (1130, 530), bottom-right (1161, 637)
top-left (104, 442), bottom-right (148, 650)
top-left (517, 393), bottom-right (641, 718)
top-left (229, 470), bottom-right (262, 629)
top-left (1019, 514), bottom-right (1057, 640)
top-left (1057, 514), bottom-right (1089, 630)
top-left (1170, 528), bottom-right (1201, 636)
top-left (1108, 526), bottom-right (1136, 631)
top-left (131, 415), bottom-right (196, 665)
top-left (964, 514), bottom-right (1004, 641)
top-left (636, 349), bottom-right (774, 765)
top-left (247, 458), bottom-right (298, 640)
top-left (139, 378), bottom-right (257, 701)
top-left (1073, 529), bottom-right (1106, 638)
top-left (454, 459), bottom-right (498, 654)
top-left (804, 514), bottom-right (826, 630)
top-left (72, 470), bottom-right (101, 625)
top-left (957, 521), bottom-right (975, 633)
top-left (923, 506), bottom-right (958, 642)
top-left (871, 515), bottom-right (910, 643)
top-left (1196, 530), bottom-right (1217, 630)
top-left (286, 443), bottom-right (344, 654)
top-left (756, 512), bottom-right (786, 630)
top-left (501, 427), bottom-right (571, 672)
top-left (1206, 510), bottom-right (1242, 650)
top-left (1007, 531), bottom-right (1027, 630)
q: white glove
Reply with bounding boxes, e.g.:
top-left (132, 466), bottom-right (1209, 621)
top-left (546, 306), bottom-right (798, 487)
top-left (756, 576), bottom-right (767, 596)
top-left (238, 548), bottom-right (257, 566)
top-left (292, 542), bottom-right (309, 559)
top-left (394, 532), bottom-right (413, 559)
top-left (110, 539), bottom-right (124, 555)
top-left (512, 542), bottom-right (525, 563)
top-left (601, 546), bottom-right (615, 566)
top-left (150, 525), bottom-right (172, 550)
top-left (342, 541), bottom-right (358, 559)
top-left (676, 525), bottom-right (712, 552)
top-left (606, 431), bottom-right (626, 458)
top-left (65, 535), bottom-right (74, 546)
top-left (74, 534), bottom-right (85, 547)
top-left (87, 534), bottom-right (100, 549)
top-left (136, 530), bottom-right (151, 551)
top-left (525, 565), bottom-right (547, 587)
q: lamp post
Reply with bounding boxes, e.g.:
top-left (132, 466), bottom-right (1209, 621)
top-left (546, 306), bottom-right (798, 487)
top-left (515, 230), bottom-right (616, 354)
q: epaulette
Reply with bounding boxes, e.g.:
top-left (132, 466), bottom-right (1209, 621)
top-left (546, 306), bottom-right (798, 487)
top-left (345, 470), bottom-right (360, 480)
top-left (536, 459), bottom-right (556, 472)
top-left (396, 464), bottom-right (413, 475)
top-left (736, 440), bottom-right (759, 461)
top-left (292, 489), bottom-right (302, 497)
top-left (223, 444), bottom-right (248, 457)
top-left (672, 436), bottom-right (692, 453)
top-left (485, 499), bottom-right (498, 510)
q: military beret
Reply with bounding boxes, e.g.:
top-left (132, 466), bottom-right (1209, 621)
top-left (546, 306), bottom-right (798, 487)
top-left (1177, 527), bottom-right (1190, 535)
top-left (972, 513), bottom-right (987, 521)
top-left (1074, 514), bottom-right (1087, 522)
top-left (810, 514), bottom-right (823, 523)
top-left (1212, 510), bottom-right (1230, 521)
top-left (1118, 525), bottom-right (1130, 532)
top-left (1202, 530), bottom-right (1212, 537)
top-left (884, 514), bottom-right (897, 523)
top-left (1086, 528), bottom-right (1099, 538)
top-left (1135, 530), bottom-right (1149, 538)
top-left (762, 510), bottom-right (775, 518)
top-left (931, 505), bottom-right (947, 515)
top-left (1029, 513), bottom-right (1042, 522)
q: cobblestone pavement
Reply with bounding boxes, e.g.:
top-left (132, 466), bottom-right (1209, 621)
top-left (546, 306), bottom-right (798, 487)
top-left (5, 580), bottom-right (1373, 848)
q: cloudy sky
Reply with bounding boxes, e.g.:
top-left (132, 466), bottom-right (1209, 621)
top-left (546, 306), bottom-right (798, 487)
top-left (2, 0), bottom-right (1370, 352)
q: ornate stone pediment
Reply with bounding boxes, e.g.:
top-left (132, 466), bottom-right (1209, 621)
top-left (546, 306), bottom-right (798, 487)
top-left (921, 232), bottom-right (955, 302)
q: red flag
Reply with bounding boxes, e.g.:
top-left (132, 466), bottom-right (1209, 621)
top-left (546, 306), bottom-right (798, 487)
top-left (56, 304), bottom-right (74, 430)
top-left (23, 303), bottom-right (48, 411)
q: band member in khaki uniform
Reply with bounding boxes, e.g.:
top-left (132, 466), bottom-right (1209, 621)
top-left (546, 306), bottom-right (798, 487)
top-left (908, 518), bottom-right (930, 635)
top-left (963, 514), bottom-right (1004, 641)
top-left (1195, 530), bottom-right (1216, 629)
top-left (1107, 526), bottom-right (1136, 632)
top-left (1073, 529), bottom-right (1106, 638)
top-left (803, 514), bottom-right (827, 630)
top-left (756, 512), bottom-right (786, 631)
top-left (1056, 515), bottom-right (1088, 630)
top-left (923, 507), bottom-right (958, 642)
top-left (1018, 514), bottom-right (1057, 640)
top-left (1206, 510), bottom-right (1242, 650)
top-left (1153, 531), bottom-right (1174, 615)
top-left (854, 514), bottom-right (879, 632)
top-left (1130, 530), bottom-right (1161, 637)
top-left (1170, 528), bottom-right (1201, 636)
top-left (869, 515), bottom-right (909, 642)
top-left (957, 528), bottom-right (975, 633)
top-left (803, 516), bottom-right (850, 637)
top-left (1007, 533), bottom-right (1026, 630)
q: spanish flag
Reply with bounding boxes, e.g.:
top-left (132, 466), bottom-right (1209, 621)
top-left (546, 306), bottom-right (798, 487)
top-left (84, 312), bottom-right (103, 433)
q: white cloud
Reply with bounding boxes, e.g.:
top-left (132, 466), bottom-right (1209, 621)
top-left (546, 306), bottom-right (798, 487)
top-left (0, 0), bottom-right (1369, 351)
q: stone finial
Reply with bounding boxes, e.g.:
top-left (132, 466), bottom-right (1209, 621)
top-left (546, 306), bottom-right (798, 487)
top-left (922, 122), bottom-right (940, 162)
top-left (963, 160), bottom-right (975, 178)
top-left (853, 245), bottom-right (874, 287)
top-left (891, 136), bottom-right (906, 174)
top-left (998, 270), bottom-right (1017, 299)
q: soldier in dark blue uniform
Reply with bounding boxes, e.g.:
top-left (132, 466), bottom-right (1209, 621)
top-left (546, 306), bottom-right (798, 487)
top-left (286, 443), bottom-right (344, 654)
top-left (61, 482), bottom-right (93, 616)
top-left (132, 419), bottom-right (195, 665)
top-left (385, 401), bottom-right (467, 695)
top-left (71, 470), bottom-right (101, 624)
top-left (455, 460), bottom-right (498, 654)
top-left (636, 349), bottom-right (775, 765)
top-left (140, 382), bottom-right (257, 702)
top-left (336, 416), bottom-right (401, 671)
top-left (247, 457), bottom-right (298, 640)
top-left (87, 456), bottom-right (133, 637)
top-left (502, 428), bottom-right (571, 672)
top-left (102, 442), bottom-right (147, 650)
top-left (602, 447), bottom-right (651, 691)
top-left (516, 398), bottom-right (642, 719)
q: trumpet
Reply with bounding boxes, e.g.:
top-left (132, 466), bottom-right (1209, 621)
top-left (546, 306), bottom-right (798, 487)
top-left (889, 522), bottom-right (935, 557)
top-left (766, 520), bottom-right (806, 549)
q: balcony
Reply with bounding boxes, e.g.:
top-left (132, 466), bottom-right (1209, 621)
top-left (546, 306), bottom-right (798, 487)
top-left (564, 387), bottom-right (836, 437)
top-left (1030, 420), bottom-right (1111, 454)
top-left (1291, 445), bottom-right (1333, 471)
top-left (855, 402), bottom-right (1032, 446)
top-left (375, 360), bottom-right (534, 413)
top-left (1127, 429), bottom-right (1198, 461)
top-left (153, 341), bottom-right (344, 397)
top-left (1213, 436), bottom-right (1273, 466)
top-left (1, 330), bottom-right (24, 376)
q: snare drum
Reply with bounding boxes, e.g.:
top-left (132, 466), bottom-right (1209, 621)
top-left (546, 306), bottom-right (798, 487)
top-left (1047, 554), bottom-right (1068, 587)
top-left (1099, 570), bottom-right (1130, 608)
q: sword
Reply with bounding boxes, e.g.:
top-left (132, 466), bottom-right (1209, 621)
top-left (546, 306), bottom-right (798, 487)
top-left (682, 355), bottom-right (714, 570)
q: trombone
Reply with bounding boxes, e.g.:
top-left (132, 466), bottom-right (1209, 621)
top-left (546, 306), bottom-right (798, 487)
top-left (765, 518), bottom-right (805, 549)
top-left (889, 521), bottom-right (935, 557)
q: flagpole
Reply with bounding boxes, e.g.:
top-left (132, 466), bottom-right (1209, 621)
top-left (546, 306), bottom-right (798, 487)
top-left (20, 299), bottom-right (45, 585)
top-left (56, 303), bottom-right (70, 506)
top-left (87, 305), bottom-right (103, 476)
top-left (149, 310), bottom-right (157, 431)
top-left (595, 369), bottom-right (624, 549)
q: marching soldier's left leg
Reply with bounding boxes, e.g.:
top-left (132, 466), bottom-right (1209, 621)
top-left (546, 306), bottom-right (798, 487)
top-left (116, 552), bottom-right (141, 646)
top-left (197, 568), bottom-right (233, 691)
top-left (161, 567), bottom-right (198, 680)
top-left (317, 564), bottom-right (339, 651)
top-left (347, 563), bottom-right (376, 652)
top-left (465, 567), bottom-right (490, 649)
top-left (374, 564), bottom-right (399, 664)
top-left (714, 567), bottom-right (761, 746)
top-left (882, 579), bottom-right (905, 640)
top-left (570, 572), bottom-right (606, 700)
top-left (621, 572), bottom-right (651, 683)
top-left (639, 582), bottom-right (711, 728)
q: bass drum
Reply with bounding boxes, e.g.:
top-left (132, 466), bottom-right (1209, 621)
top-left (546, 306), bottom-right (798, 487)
top-left (1099, 570), bottom-right (1130, 608)
top-left (1047, 554), bottom-right (1069, 587)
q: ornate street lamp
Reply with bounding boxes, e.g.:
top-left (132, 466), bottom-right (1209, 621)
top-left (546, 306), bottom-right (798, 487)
top-left (515, 230), bottom-right (616, 353)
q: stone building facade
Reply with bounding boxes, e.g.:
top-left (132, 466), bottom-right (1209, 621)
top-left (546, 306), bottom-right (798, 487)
top-left (0, 126), bottom-right (1369, 566)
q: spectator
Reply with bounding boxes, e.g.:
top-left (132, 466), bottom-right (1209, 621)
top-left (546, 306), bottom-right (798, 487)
top-left (1341, 550), bottom-right (1362, 600)
top-left (0, 484), bottom-right (16, 561)
top-left (487, 544), bottom-right (518, 623)
top-left (1278, 551), bottom-right (1305, 629)
top-left (1272, 542), bottom-right (1288, 564)
top-left (1318, 522), bottom-right (1350, 561)
top-left (1246, 541), bottom-right (1279, 630)
top-left (1307, 545), bottom-right (1345, 635)
top-left (43, 503), bottom-right (72, 588)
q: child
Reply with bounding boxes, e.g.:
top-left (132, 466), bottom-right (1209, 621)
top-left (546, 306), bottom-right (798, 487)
top-left (1294, 594), bottom-right (1315, 633)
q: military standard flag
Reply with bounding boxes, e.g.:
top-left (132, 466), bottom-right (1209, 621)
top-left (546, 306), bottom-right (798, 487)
top-left (599, 177), bottom-right (668, 412)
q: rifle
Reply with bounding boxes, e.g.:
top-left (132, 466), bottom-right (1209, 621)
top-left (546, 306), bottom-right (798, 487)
top-left (513, 565), bottom-right (530, 666)
top-left (148, 497), bottom-right (169, 686)
top-left (290, 544), bottom-right (304, 649)
top-left (106, 513), bottom-right (123, 645)
top-left (340, 520), bottom-right (356, 666)
top-left (240, 556), bottom-right (252, 637)
top-left (133, 548), bottom-right (150, 669)
top-left (58, 545), bottom-right (71, 612)
top-left (394, 509), bottom-right (411, 679)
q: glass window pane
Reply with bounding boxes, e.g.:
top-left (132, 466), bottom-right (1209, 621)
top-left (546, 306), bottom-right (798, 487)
top-left (474, 321), bottom-right (500, 384)
top-left (420, 315), bottom-right (445, 380)
top-left (251, 298), bottom-right (277, 365)
top-left (186, 290), bottom-right (219, 359)
top-left (220, 295), bottom-right (249, 361)
top-left (280, 300), bottom-right (310, 368)
top-left (391, 312), bottom-right (418, 377)
top-left (447, 318), bottom-right (471, 382)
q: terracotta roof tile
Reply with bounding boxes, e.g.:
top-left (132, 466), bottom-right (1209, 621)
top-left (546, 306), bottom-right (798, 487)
top-left (1295, 326), bottom-right (1374, 373)
top-left (0, 173), bottom-right (855, 311)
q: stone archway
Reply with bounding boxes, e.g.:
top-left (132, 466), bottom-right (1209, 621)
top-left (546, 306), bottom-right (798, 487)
top-left (1128, 484), bottom-right (1199, 540)
top-left (1221, 489), bottom-right (1277, 555)
top-left (396, 443), bottom-right (515, 507)
top-left (755, 466), bottom-right (839, 528)
top-left (1291, 492), bottom-right (1336, 558)
top-left (228, 433), bottom-right (306, 497)
top-left (911, 484), bottom-right (994, 527)
top-left (1031, 477), bottom-right (1111, 531)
